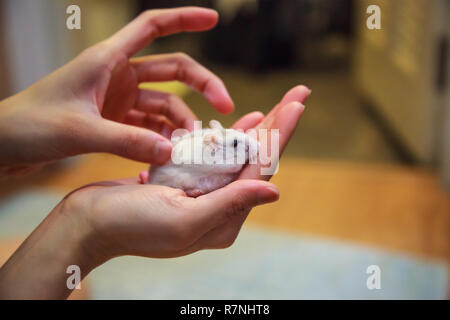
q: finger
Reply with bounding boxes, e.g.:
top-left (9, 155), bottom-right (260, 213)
top-left (190, 216), bottom-right (247, 250)
top-left (189, 180), bottom-right (279, 233)
top-left (85, 177), bottom-right (142, 187)
top-left (112, 177), bottom-right (142, 185)
top-left (135, 89), bottom-right (198, 131)
top-left (270, 102), bottom-right (305, 158)
top-left (4, 164), bottom-right (46, 176)
top-left (123, 109), bottom-right (176, 139)
top-left (161, 217), bottom-right (246, 255)
top-left (63, 177), bottom-right (143, 199)
top-left (240, 101), bottom-right (305, 181)
top-left (175, 201), bottom-right (252, 252)
top-left (131, 53), bottom-right (234, 114)
top-left (232, 111), bottom-right (264, 130)
top-left (262, 85), bottom-right (311, 128)
top-left (107, 7), bottom-right (219, 57)
top-left (80, 117), bottom-right (172, 164)
top-left (279, 85), bottom-right (311, 107)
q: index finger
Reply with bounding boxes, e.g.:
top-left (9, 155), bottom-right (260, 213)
top-left (189, 180), bottom-right (279, 232)
top-left (238, 101), bottom-right (305, 183)
top-left (107, 7), bottom-right (219, 57)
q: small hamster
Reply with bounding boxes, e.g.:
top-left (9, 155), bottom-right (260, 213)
top-left (148, 120), bottom-right (259, 197)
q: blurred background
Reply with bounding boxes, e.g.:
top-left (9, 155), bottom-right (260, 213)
top-left (0, 0), bottom-right (448, 299)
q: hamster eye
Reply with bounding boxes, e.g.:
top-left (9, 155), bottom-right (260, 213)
top-left (233, 138), bottom-right (238, 148)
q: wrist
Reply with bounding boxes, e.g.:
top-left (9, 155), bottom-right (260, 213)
top-left (52, 193), bottom-right (112, 275)
top-left (0, 193), bottom-right (108, 299)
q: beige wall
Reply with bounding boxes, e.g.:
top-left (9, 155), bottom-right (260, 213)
top-left (75, 0), bottom-right (136, 48)
top-left (354, 0), bottom-right (448, 164)
top-left (0, 0), bottom-right (137, 95)
top-left (0, 3), bottom-right (11, 99)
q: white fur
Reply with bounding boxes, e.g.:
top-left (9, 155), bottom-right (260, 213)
top-left (148, 120), bottom-right (259, 196)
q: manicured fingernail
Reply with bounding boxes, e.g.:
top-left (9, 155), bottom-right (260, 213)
top-left (154, 140), bottom-right (172, 164)
top-left (257, 186), bottom-right (280, 204)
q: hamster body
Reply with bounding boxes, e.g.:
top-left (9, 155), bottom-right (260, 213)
top-left (148, 120), bottom-right (258, 197)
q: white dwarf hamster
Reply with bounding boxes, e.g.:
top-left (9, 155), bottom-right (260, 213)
top-left (148, 120), bottom-right (259, 197)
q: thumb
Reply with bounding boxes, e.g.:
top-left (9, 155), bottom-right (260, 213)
top-left (81, 118), bottom-right (172, 164)
top-left (192, 179), bottom-right (279, 230)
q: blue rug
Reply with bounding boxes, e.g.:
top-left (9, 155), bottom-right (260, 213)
top-left (0, 190), bottom-right (447, 299)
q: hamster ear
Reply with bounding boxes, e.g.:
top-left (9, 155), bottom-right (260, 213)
top-left (209, 120), bottom-right (224, 130)
top-left (203, 133), bottom-right (221, 149)
top-left (171, 128), bottom-right (190, 143)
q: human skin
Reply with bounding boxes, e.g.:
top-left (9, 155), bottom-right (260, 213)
top-left (0, 7), bottom-right (234, 176)
top-left (0, 7), bottom-right (310, 299)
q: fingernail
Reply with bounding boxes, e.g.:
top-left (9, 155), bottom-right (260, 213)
top-left (154, 140), bottom-right (172, 164)
top-left (205, 85), bottom-right (234, 114)
top-left (290, 101), bottom-right (305, 112)
top-left (303, 86), bottom-right (312, 103)
top-left (257, 186), bottom-right (280, 204)
top-left (219, 85), bottom-right (235, 113)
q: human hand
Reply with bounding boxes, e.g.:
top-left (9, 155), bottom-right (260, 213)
top-left (190, 85), bottom-right (311, 246)
top-left (137, 85), bottom-right (310, 250)
top-left (0, 177), bottom-right (278, 299)
top-left (71, 178), bottom-right (279, 259)
top-left (0, 7), bottom-right (233, 175)
top-left (67, 85), bottom-right (308, 290)
top-left (0, 86), bottom-right (309, 300)
top-left (234, 85), bottom-right (311, 180)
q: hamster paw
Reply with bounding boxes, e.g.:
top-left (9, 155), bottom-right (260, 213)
top-left (185, 188), bottom-right (204, 198)
top-left (139, 170), bottom-right (149, 184)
